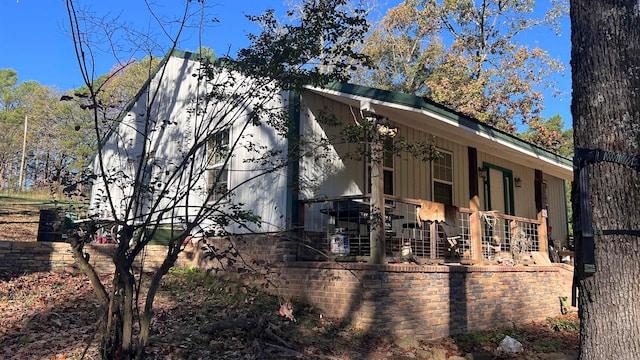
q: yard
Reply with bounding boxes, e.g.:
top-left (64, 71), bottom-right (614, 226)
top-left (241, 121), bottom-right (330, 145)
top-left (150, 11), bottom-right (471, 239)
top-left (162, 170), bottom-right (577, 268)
top-left (0, 195), bottom-right (51, 241)
top-left (0, 194), bottom-right (579, 359)
top-left (0, 269), bottom-right (579, 360)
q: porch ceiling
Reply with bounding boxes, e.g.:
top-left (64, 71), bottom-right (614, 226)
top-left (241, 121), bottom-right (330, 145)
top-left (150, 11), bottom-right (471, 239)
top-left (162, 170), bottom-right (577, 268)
top-left (305, 86), bottom-right (573, 181)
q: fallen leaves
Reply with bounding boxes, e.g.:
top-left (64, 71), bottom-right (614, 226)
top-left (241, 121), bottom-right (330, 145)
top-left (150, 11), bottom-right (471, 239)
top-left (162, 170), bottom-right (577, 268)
top-left (0, 269), bottom-right (579, 360)
top-left (0, 271), bottom-right (104, 359)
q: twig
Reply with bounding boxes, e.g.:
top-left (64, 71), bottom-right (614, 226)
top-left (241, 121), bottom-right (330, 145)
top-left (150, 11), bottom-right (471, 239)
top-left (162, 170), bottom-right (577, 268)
top-left (200, 318), bottom-right (258, 333)
top-left (264, 326), bottom-right (293, 349)
top-left (264, 342), bottom-right (308, 359)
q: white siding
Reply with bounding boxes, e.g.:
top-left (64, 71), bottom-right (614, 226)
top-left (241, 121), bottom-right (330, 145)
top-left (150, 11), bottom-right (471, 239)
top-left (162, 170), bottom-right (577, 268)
top-left (394, 127), bottom-right (469, 207)
top-left (90, 55), bottom-right (289, 234)
top-left (299, 92), bottom-right (470, 207)
top-left (299, 92), bottom-right (367, 199)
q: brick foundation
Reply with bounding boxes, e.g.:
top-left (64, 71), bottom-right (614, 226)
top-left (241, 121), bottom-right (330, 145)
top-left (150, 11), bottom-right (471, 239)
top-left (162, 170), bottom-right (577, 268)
top-left (0, 240), bottom-right (196, 274)
top-left (192, 234), bottom-right (576, 339)
top-left (274, 262), bottom-right (574, 339)
top-left (0, 237), bottom-right (575, 340)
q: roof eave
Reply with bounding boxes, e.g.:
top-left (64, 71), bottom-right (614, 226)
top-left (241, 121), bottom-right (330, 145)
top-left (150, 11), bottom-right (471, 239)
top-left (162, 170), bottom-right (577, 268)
top-left (304, 83), bottom-right (573, 180)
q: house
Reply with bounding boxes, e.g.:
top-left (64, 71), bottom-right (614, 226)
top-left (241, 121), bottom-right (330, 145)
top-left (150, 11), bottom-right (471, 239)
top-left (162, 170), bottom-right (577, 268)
top-left (89, 50), bottom-right (573, 265)
top-left (297, 83), bottom-right (573, 264)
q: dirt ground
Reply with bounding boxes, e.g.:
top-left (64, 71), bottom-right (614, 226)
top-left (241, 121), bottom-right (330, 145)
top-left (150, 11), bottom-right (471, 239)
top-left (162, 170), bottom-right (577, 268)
top-left (0, 196), bottom-right (43, 241)
top-left (0, 270), bottom-right (580, 360)
top-left (0, 196), bottom-right (579, 359)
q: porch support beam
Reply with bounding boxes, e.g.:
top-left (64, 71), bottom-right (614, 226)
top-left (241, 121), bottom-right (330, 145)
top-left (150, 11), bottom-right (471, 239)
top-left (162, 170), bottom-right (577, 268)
top-left (370, 141), bottom-right (385, 264)
top-left (535, 169), bottom-right (549, 260)
top-left (468, 147), bottom-right (483, 260)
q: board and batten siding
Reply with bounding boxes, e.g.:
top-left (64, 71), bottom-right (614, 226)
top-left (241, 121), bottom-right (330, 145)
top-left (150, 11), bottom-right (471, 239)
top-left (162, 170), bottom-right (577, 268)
top-left (299, 92), bottom-right (470, 207)
top-left (393, 126), bottom-right (469, 207)
top-left (477, 151), bottom-right (569, 243)
top-left (299, 92), bottom-right (367, 199)
top-left (90, 55), bottom-right (290, 234)
top-left (477, 151), bottom-right (537, 219)
top-left (298, 91), bottom-right (569, 241)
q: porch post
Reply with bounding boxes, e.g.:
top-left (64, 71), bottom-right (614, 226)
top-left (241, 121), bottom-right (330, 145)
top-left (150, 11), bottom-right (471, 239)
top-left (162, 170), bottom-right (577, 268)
top-left (370, 140), bottom-right (385, 264)
top-left (535, 169), bottom-right (549, 258)
top-left (468, 147), bottom-right (483, 261)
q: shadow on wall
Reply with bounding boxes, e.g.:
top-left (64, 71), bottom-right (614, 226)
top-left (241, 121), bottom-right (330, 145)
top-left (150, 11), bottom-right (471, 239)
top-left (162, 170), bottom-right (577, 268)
top-left (0, 241), bottom-right (57, 279)
top-left (194, 238), bottom-right (572, 359)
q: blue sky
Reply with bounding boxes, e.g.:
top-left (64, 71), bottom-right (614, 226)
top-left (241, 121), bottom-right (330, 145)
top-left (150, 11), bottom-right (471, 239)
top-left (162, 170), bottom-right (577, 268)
top-left (0, 0), bottom-right (571, 126)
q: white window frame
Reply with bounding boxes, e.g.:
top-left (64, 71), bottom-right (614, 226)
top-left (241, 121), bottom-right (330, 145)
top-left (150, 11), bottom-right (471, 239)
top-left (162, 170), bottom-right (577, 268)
top-left (367, 137), bottom-right (395, 196)
top-left (432, 149), bottom-right (453, 205)
top-left (206, 128), bottom-right (230, 202)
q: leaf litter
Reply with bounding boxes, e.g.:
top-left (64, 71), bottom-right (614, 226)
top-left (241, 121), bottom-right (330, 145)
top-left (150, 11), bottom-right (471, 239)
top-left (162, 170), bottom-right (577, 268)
top-left (0, 268), bottom-right (579, 360)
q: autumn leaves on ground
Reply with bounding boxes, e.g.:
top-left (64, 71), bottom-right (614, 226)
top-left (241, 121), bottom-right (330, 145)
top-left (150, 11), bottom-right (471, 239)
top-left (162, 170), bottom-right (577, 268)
top-left (0, 195), bottom-right (579, 359)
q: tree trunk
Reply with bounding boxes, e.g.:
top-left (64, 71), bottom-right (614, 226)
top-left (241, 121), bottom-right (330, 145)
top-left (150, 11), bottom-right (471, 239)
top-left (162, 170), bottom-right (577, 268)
top-left (136, 247), bottom-right (181, 359)
top-left (571, 1), bottom-right (640, 358)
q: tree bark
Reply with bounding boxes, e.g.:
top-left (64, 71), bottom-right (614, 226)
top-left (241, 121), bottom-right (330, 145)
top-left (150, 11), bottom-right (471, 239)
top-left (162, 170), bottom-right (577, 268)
top-left (68, 233), bottom-right (109, 303)
top-left (135, 246), bottom-right (181, 360)
top-left (571, 1), bottom-right (640, 358)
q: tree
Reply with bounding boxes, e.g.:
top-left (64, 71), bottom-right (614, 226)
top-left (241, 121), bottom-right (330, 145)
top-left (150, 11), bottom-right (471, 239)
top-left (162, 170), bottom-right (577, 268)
top-left (0, 68), bottom-right (96, 192)
top-left (63, 0), bottom-right (370, 359)
top-left (0, 109), bottom-right (22, 189)
top-left (522, 114), bottom-right (573, 156)
top-left (0, 69), bottom-right (18, 111)
top-left (571, 0), bottom-right (640, 358)
top-left (96, 57), bottom-right (162, 119)
top-left (358, 0), bottom-right (567, 132)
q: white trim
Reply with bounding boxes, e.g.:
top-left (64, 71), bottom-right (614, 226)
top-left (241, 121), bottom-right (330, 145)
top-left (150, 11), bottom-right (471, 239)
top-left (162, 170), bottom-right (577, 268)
top-left (432, 149), bottom-right (454, 205)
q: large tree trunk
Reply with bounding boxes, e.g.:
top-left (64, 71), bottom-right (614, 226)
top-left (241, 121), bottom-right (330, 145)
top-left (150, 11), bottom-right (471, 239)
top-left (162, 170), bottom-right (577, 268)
top-left (570, 1), bottom-right (640, 358)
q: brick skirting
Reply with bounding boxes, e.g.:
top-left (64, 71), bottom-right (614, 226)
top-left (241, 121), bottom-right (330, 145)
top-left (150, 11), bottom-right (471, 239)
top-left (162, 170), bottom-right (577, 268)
top-left (0, 238), bottom-right (575, 340)
top-left (0, 241), bottom-right (196, 274)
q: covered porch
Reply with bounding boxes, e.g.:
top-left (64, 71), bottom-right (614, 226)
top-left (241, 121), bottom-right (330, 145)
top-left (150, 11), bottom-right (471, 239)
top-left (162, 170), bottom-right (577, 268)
top-left (298, 194), bottom-right (548, 265)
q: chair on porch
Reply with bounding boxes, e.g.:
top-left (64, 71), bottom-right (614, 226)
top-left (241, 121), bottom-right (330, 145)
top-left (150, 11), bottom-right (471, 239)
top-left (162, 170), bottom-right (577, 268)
top-left (417, 200), bottom-right (462, 258)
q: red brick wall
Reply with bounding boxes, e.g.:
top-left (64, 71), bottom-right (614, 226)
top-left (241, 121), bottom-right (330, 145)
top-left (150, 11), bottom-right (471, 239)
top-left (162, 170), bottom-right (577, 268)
top-left (272, 262), bottom-right (572, 339)
top-left (192, 235), bottom-right (575, 340)
top-left (0, 237), bottom-right (575, 340)
top-left (0, 241), bottom-right (196, 274)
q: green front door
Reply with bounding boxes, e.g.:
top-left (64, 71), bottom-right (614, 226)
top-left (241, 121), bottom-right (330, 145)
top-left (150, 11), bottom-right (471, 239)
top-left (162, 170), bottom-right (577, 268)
top-left (483, 163), bottom-right (515, 215)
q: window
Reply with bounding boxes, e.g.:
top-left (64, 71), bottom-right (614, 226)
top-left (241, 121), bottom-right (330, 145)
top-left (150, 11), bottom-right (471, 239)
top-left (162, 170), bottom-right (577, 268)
top-left (432, 150), bottom-right (453, 205)
top-left (207, 129), bottom-right (229, 201)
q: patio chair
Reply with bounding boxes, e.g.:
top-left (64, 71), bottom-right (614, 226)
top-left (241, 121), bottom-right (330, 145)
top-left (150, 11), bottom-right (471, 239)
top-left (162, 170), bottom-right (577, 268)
top-left (417, 200), bottom-right (462, 258)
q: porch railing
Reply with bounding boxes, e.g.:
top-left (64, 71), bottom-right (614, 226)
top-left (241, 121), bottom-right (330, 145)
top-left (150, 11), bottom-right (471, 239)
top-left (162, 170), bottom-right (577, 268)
top-left (299, 195), bottom-right (544, 264)
top-left (479, 211), bottom-right (542, 263)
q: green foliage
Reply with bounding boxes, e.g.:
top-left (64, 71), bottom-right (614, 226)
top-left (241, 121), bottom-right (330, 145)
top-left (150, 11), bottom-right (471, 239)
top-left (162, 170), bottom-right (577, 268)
top-left (546, 316), bottom-right (579, 331)
top-left (358, 0), bottom-right (568, 133)
top-left (61, 0), bottom-right (374, 357)
top-left (0, 68), bottom-right (18, 110)
top-left (533, 340), bottom-right (563, 352)
top-left (455, 330), bottom-right (496, 344)
top-left (0, 73), bottom-right (97, 192)
top-left (97, 56), bottom-right (162, 118)
top-left (338, 118), bottom-right (441, 163)
top-left (168, 266), bottom-right (200, 274)
top-left (522, 114), bottom-right (573, 155)
top-left (236, 0), bottom-right (371, 90)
